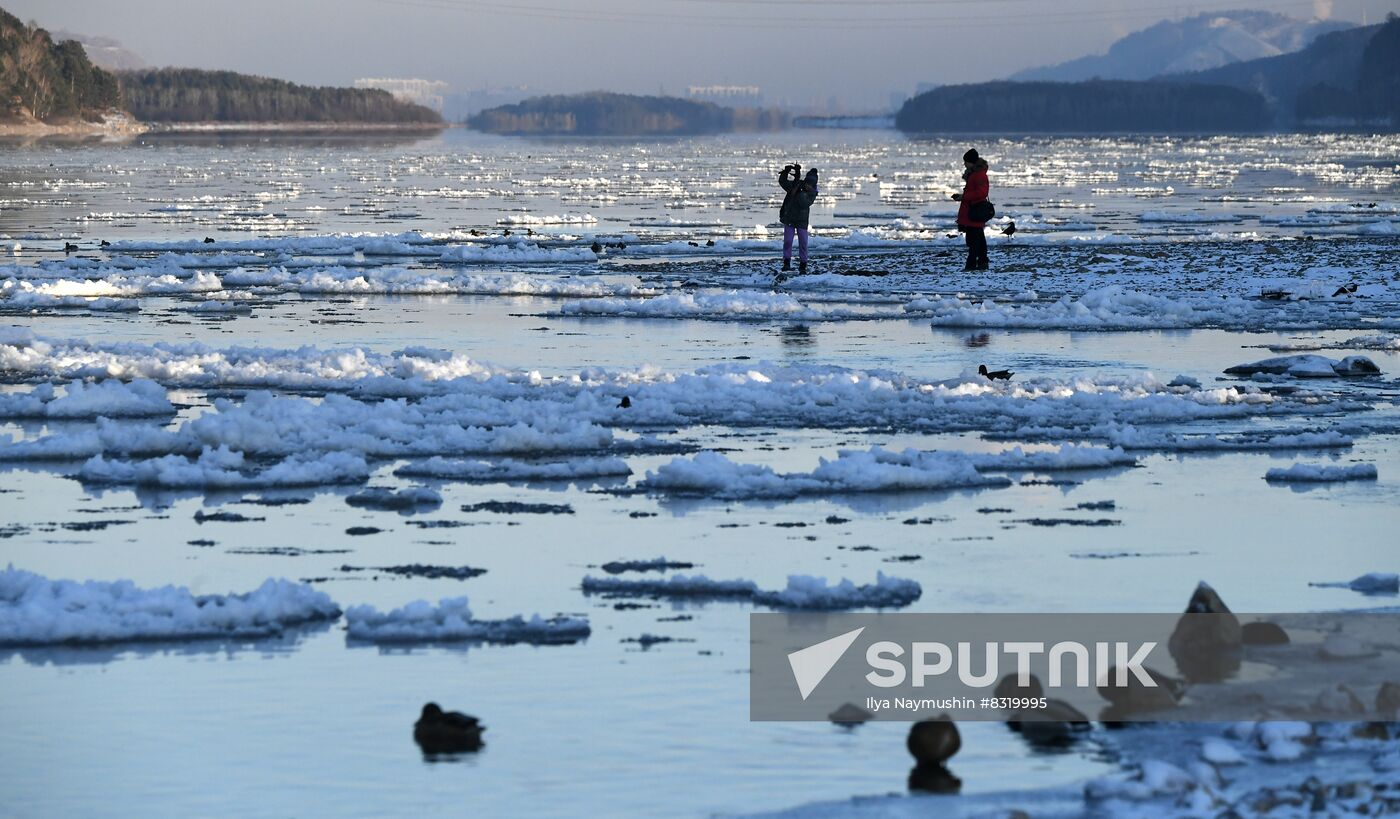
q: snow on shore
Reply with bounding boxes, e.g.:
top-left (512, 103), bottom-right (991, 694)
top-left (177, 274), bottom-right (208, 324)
top-left (344, 597), bottom-right (590, 643)
top-left (580, 571), bottom-right (921, 610)
top-left (1264, 462), bottom-right (1378, 483)
top-left (0, 566), bottom-right (340, 645)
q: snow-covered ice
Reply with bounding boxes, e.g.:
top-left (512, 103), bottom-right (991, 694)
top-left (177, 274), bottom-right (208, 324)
top-left (581, 571), bottom-right (921, 609)
top-left (1264, 462), bottom-right (1378, 483)
top-left (344, 597), bottom-right (590, 643)
top-left (0, 566), bottom-right (340, 645)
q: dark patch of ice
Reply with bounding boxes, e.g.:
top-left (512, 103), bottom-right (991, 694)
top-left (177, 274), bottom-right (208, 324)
top-left (461, 501), bottom-right (574, 515)
top-left (337, 564), bottom-right (486, 580)
top-left (194, 510), bottom-right (265, 524)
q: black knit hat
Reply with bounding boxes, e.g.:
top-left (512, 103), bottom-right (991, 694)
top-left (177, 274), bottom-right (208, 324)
top-left (963, 148), bottom-right (980, 163)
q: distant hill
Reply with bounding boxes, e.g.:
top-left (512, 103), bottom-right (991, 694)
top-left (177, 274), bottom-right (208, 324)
top-left (1175, 16), bottom-right (1399, 129)
top-left (0, 8), bottom-right (123, 123)
top-left (895, 80), bottom-right (1270, 134)
top-left (52, 29), bottom-right (146, 71)
top-left (470, 91), bottom-right (785, 136)
top-left (1012, 10), bottom-right (1353, 82)
top-left (119, 68), bottom-right (445, 126)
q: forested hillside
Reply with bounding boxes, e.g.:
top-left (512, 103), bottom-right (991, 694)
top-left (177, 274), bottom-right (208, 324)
top-left (119, 68), bottom-right (444, 125)
top-left (0, 8), bottom-right (122, 122)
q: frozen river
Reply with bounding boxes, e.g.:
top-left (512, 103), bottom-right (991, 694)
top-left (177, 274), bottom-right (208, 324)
top-left (1, 129), bottom-right (1398, 817)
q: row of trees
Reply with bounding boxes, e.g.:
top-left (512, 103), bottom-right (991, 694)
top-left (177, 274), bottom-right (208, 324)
top-left (118, 68), bottom-right (444, 124)
top-left (0, 8), bottom-right (121, 122)
top-left (896, 80), bottom-right (1271, 134)
top-left (472, 92), bottom-right (758, 136)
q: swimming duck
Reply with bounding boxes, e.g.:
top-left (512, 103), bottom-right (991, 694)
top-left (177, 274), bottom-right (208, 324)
top-left (414, 702), bottom-right (484, 753)
top-left (590, 241), bottom-right (603, 254)
top-left (203, 237), bottom-right (216, 244)
top-left (63, 242), bottom-right (78, 253)
top-left (978, 364), bottom-right (1013, 381)
top-left (99, 239), bottom-right (111, 247)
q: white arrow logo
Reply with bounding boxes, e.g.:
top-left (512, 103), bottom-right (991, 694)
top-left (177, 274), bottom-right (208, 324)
top-left (787, 627), bottom-right (865, 700)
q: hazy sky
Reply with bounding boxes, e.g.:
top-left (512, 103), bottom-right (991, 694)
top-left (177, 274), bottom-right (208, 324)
top-left (11, 0), bottom-right (1399, 108)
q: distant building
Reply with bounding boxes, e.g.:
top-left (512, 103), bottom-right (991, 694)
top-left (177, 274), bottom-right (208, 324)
top-left (686, 85), bottom-right (763, 107)
top-left (353, 78), bottom-right (450, 112)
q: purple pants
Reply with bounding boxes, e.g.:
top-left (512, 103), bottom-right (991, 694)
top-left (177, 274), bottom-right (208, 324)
top-left (783, 225), bottom-right (809, 263)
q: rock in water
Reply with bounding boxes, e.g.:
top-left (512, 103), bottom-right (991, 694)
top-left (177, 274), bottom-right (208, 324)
top-left (1378, 682), bottom-right (1400, 718)
top-left (1097, 665), bottom-right (1182, 715)
top-left (906, 715), bottom-right (960, 766)
top-left (1242, 620), bottom-right (1290, 645)
top-left (828, 702), bottom-right (873, 727)
top-left (413, 702), bottom-right (484, 754)
top-left (1169, 581), bottom-right (1242, 681)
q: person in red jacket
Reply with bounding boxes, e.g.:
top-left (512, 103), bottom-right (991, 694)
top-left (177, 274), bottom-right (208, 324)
top-left (952, 148), bottom-right (990, 271)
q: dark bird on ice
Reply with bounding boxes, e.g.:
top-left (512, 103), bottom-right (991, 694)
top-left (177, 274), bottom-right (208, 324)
top-left (617, 396), bottom-right (631, 409)
top-left (978, 364), bottom-right (1013, 381)
top-left (591, 241), bottom-right (603, 254)
top-left (99, 239), bottom-right (111, 247)
top-left (1002, 221), bottom-right (1017, 237)
top-left (414, 703), bottom-right (484, 754)
top-left (203, 237), bottom-right (216, 243)
top-left (1332, 283), bottom-right (1358, 297)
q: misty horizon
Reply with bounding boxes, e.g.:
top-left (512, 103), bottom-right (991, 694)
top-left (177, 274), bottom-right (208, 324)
top-left (8, 0), bottom-right (1397, 111)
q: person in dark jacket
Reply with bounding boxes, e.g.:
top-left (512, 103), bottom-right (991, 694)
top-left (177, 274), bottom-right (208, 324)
top-left (952, 148), bottom-right (990, 271)
top-left (778, 164), bottom-right (819, 275)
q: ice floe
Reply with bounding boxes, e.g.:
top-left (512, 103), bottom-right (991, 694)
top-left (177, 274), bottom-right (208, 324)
top-left (0, 566), bottom-right (340, 645)
top-left (77, 447), bottom-right (371, 489)
top-left (1310, 572), bottom-right (1399, 594)
top-left (580, 571), bottom-right (921, 609)
top-left (1263, 462), bottom-right (1378, 483)
top-left (1224, 354), bottom-right (1381, 378)
top-left (0, 380), bottom-right (173, 418)
top-left (394, 456), bottom-right (632, 482)
top-left (344, 597), bottom-right (590, 643)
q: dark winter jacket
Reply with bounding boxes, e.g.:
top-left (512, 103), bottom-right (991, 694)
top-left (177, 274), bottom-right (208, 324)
top-left (779, 168), bottom-right (819, 229)
top-left (956, 160), bottom-right (989, 229)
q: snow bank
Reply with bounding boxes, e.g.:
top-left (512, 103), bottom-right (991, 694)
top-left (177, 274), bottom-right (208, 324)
top-left (0, 380), bottom-right (173, 419)
top-left (580, 571), bottom-right (921, 610)
top-left (1264, 462), bottom-right (1378, 483)
top-left (394, 456), bottom-right (632, 481)
top-left (0, 566), bottom-right (340, 645)
top-left (344, 597), bottom-right (590, 643)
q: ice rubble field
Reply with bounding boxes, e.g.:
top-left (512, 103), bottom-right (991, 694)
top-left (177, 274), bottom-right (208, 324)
top-left (1, 132), bottom-right (1398, 818)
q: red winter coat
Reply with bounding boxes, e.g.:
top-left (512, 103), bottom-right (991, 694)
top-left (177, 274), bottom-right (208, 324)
top-left (956, 161), bottom-right (989, 229)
